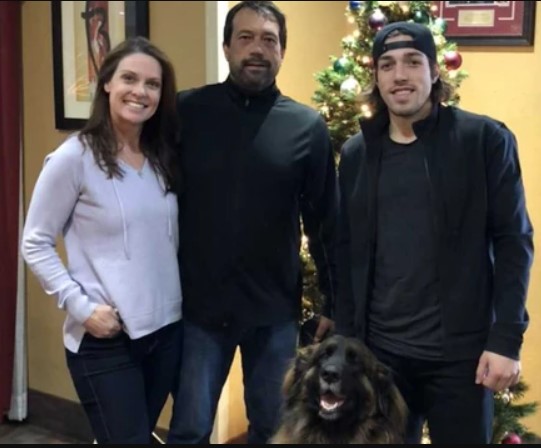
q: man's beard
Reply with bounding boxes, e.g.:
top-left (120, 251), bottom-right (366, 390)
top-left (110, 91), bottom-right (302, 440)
top-left (231, 58), bottom-right (274, 92)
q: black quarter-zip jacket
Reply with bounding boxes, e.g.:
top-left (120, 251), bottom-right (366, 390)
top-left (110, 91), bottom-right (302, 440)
top-left (335, 103), bottom-right (534, 362)
top-left (175, 77), bottom-right (338, 329)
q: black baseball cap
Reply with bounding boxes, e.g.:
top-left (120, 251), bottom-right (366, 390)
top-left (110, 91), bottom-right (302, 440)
top-left (372, 21), bottom-right (437, 63)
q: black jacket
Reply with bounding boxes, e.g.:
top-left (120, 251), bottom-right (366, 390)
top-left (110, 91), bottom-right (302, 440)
top-left (175, 77), bottom-right (338, 329)
top-left (335, 104), bottom-right (534, 361)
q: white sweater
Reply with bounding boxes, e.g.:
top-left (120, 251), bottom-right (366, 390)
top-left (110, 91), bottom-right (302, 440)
top-left (21, 135), bottom-right (182, 353)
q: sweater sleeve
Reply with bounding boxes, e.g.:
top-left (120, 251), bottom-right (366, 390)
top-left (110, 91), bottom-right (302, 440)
top-left (21, 138), bottom-right (97, 324)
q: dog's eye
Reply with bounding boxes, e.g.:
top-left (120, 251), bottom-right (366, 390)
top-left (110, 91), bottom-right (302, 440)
top-left (346, 349), bottom-right (359, 365)
top-left (323, 344), bottom-right (336, 358)
top-left (317, 344), bottom-right (336, 363)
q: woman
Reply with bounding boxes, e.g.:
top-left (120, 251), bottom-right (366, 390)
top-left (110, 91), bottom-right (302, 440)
top-left (21, 36), bottom-right (182, 444)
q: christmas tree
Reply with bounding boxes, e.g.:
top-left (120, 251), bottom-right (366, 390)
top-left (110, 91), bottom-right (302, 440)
top-left (493, 382), bottom-right (539, 444)
top-left (300, 1), bottom-right (539, 444)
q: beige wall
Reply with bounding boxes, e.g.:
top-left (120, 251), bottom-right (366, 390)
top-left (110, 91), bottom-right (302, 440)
top-left (21, 0), bottom-right (541, 441)
top-left (456, 7), bottom-right (541, 432)
top-left (273, 1), bottom-right (349, 106)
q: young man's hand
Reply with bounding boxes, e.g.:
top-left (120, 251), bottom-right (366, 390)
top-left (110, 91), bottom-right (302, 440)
top-left (475, 351), bottom-right (521, 392)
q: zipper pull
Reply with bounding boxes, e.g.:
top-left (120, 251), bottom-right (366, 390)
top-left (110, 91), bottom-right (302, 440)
top-left (245, 98), bottom-right (250, 107)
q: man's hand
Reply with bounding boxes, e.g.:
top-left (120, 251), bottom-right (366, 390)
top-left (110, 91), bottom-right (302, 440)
top-left (475, 351), bottom-right (521, 392)
top-left (313, 316), bottom-right (335, 343)
top-left (83, 304), bottom-right (122, 338)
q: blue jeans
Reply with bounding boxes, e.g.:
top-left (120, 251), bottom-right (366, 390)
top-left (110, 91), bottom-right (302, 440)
top-left (65, 320), bottom-right (183, 444)
top-left (167, 319), bottom-right (298, 444)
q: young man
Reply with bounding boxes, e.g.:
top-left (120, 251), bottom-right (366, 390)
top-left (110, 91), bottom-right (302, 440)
top-left (335, 21), bottom-right (534, 444)
top-left (167, 1), bottom-right (338, 444)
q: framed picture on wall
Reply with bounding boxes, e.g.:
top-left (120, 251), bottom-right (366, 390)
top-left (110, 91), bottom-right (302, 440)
top-left (436, 1), bottom-right (536, 46)
top-left (51, 1), bottom-right (149, 131)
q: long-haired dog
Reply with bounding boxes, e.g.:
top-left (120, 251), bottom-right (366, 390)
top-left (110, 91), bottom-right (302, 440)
top-left (270, 334), bottom-right (407, 444)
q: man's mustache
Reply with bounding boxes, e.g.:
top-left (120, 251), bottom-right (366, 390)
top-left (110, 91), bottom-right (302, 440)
top-left (242, 58), bottom-right (270, 67)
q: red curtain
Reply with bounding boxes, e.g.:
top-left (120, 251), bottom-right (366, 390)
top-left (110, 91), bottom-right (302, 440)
top-left (0, 1), bottom-right (22, 416)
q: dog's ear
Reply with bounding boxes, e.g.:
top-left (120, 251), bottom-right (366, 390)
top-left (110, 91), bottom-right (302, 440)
top-left (375, 362), bottom-right (408, 434)
top-left (293, 344), bottom-right (317, 378)
top-left (282, 344), bottom-right (317, 396)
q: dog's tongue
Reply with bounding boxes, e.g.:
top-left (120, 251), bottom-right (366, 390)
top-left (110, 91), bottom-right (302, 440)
top-left (320, 393), bottom-right (344, 411)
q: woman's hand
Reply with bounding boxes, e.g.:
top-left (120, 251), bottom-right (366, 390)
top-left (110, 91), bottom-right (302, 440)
top-left (83, 305), bottom-right (123, 338)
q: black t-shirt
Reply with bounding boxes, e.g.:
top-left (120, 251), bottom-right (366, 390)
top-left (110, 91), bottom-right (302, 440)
top-left (368, 134), bottom-right (443, 360)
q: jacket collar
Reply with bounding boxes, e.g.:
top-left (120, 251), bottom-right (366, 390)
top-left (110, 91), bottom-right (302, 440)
top-left (224, 75), bottom-right (281, 106)
top-left (360, 101), bottom-right (440, 141)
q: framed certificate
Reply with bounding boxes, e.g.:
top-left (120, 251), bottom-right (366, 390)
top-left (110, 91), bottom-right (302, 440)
top-left (436, 1), bottom-right (536, 46)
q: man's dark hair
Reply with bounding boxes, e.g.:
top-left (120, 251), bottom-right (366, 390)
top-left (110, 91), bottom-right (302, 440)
top-left (223, 1), bottom-right (287, 50)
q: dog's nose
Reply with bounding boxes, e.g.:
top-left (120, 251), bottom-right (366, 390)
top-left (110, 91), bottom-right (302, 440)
top-left (321, 365), bottom-right (340, 384)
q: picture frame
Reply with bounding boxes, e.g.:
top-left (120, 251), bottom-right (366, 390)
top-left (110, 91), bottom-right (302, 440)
top-left (51, 1), bottom-right (149, 130)
top-left (436, 1), bottom-right (536, 46)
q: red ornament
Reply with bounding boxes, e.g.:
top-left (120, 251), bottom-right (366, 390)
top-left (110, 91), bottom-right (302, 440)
top-left (444, 50), bottom-right (463, 70)
top-left (502, 433), bottom-right (522, 444)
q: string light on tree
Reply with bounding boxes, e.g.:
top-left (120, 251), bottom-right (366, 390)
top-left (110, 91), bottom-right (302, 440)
top-left (360, 55), bottom-right (373, 68)
top-left (398, 1), bottom-right (410, 13)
